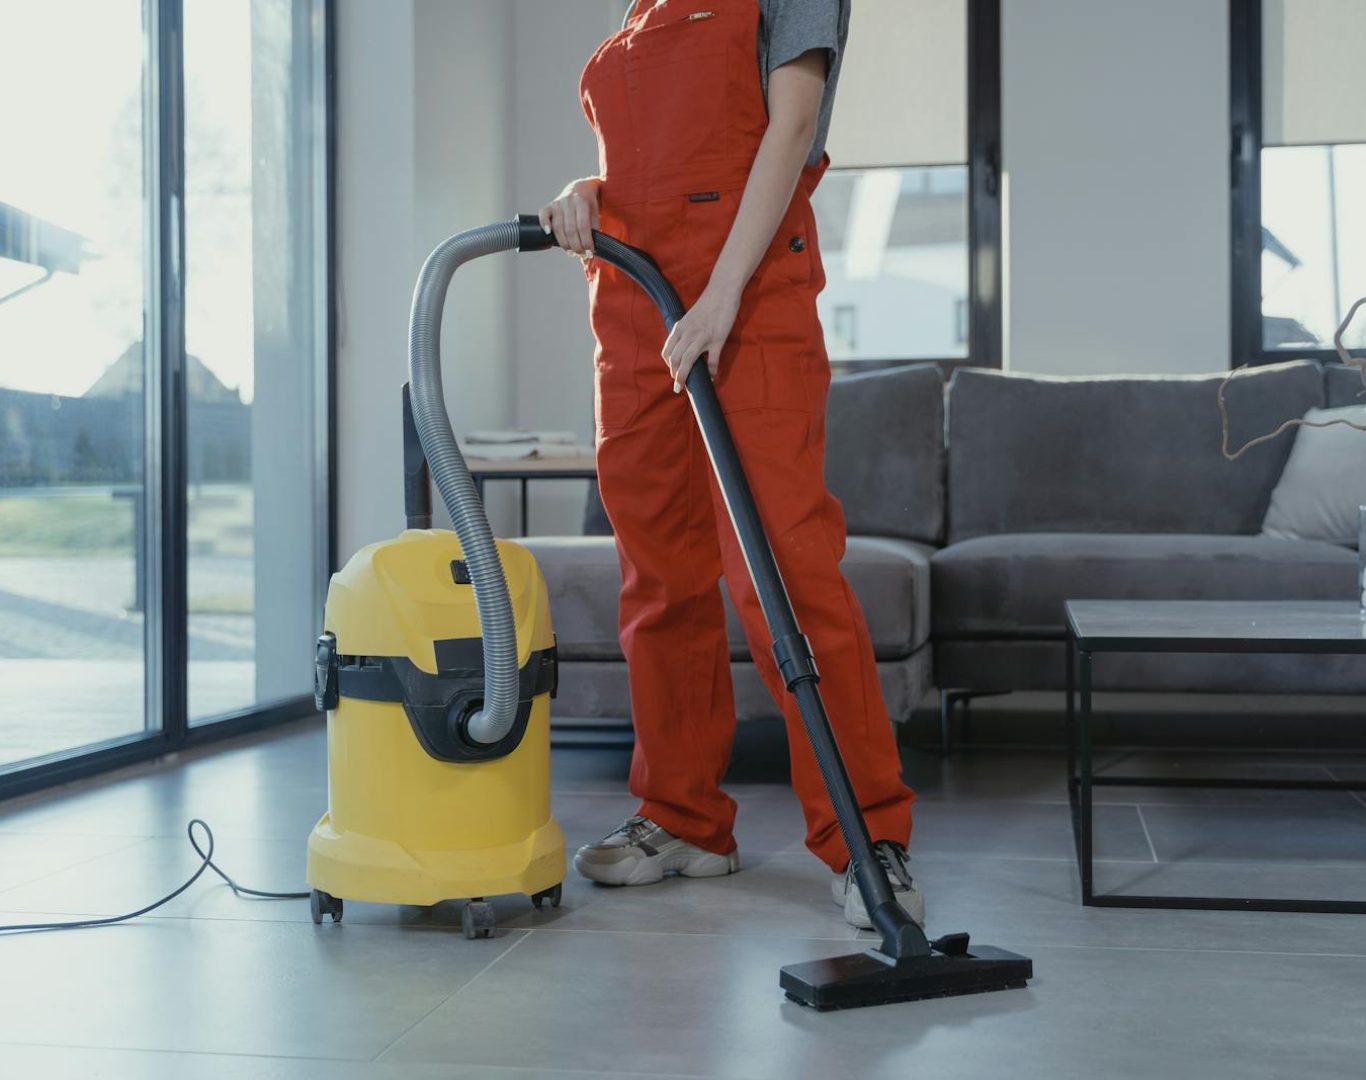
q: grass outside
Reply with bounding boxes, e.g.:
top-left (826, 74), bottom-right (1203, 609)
top-left (0, 491), bottom-right (134, 557)
top-left (0, 487), bottom-right (256, 615)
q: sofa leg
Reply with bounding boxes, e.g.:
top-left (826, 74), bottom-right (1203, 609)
top-left (939, 690), bottom-right (955, 757)
top-left (939, 690), bottom-right (1008, 755)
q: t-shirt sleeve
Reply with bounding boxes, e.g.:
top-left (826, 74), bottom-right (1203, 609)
top-left (763, 0), bottom-right (843, 78)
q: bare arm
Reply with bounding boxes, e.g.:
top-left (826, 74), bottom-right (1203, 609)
top-left (661, 48), bottom-right (829, 391)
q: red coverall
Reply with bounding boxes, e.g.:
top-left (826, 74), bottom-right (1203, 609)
top-left (578, 0), bottom-right (915, 871)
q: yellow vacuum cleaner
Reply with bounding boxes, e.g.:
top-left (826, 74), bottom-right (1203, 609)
top-left (306, 220), bottom-right (566, 939)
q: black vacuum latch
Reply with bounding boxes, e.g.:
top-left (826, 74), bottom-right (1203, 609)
top-left (450, 559), bottom-right (472, 585)
top-left (314, 632), bottom-right (340, 712)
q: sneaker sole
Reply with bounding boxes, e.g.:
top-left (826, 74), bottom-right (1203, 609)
top-left (573, 847), bottom-right (739, 887)
top-left (838, 882), bottom-right (926, 931)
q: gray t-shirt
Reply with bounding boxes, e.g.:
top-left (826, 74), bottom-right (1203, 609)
top-left (621, 1), bottom-right (849, 166)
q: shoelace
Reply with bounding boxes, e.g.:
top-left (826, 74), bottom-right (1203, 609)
top-left (876, 841), bottom-right (915, 890)
top-left (847, 841), bottom-right (915, 891)
top-left (609, 815), bottom-right (657, 845)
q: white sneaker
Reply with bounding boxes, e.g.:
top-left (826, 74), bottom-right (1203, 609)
top-left (573, 815), bottom-right (740, 886)
top-left (832, 840), bottom-right (926, 930)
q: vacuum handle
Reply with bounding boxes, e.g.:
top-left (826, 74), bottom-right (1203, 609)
top-left (402, 383), bottom-right (433, 529)
top-left (517, 210), bottom-right (931, 961)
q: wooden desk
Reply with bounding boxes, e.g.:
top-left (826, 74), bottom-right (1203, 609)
top-left (465, 453), bottom-right (598, 537)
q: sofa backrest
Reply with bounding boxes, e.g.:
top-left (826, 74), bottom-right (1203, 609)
top-left (944, 361), bottom-right (1325, 543)
top-left (1325, 362), bottom-right (1366, 408)
top-left (824, 363), bottom-right (946, 544)
top-left (582, 362), bottom-right (948, 545)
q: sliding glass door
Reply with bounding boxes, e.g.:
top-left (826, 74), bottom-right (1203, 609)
top-left (0, 1), bottom-right (152, 767)
top-left (182, 0), bottom-right (329, 723)
top-left (0, 0), bottom-right (331, 790)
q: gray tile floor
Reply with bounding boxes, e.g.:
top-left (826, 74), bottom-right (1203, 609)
top-left (1, 719), bottom-right (1365, 1078)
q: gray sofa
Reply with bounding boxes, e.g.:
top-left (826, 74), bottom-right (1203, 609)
top-left (519, 359), bottom-right (1364, 731)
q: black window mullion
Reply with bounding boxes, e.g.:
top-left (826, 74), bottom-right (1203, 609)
top-left (147, 0), bottom-right (189, 746)
top-left (967, 0), bottom-right (1002, 370)
top-left (1229, 0), bottom-right (1263, 368)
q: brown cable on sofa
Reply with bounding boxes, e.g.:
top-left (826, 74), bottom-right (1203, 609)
top-left (1219, 295), bottom-right (1366, 461)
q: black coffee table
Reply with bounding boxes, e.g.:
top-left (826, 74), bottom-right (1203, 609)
top-left (1065, 599), bottom-right (1366, 913)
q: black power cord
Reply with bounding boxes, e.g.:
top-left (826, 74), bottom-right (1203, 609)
top-left (0, 819), bottom-right (308, 935)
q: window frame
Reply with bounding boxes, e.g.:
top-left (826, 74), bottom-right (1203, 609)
top-left (1229, 0), bottom-right (1361, 368)
top-left (823, 0), bottom-right (1002, 376)
top-left (0, 0), bottom-right (336, 801)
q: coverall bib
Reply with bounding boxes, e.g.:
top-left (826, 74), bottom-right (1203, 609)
top-left (578, 0), bottom-right (914, 871)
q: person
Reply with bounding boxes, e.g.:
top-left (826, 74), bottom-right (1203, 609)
top-left (537, 0), bottom-right (922, 931)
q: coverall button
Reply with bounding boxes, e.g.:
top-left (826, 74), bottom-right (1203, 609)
top-left (788, 235), bottom-right (805, 253)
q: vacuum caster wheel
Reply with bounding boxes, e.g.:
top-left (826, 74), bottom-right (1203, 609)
top-left (462, 900), bottom-right (496, 940)
top-left (309, 889), bottom-right (343, 925)
top-left (531, 883), bottom-right (562, 910)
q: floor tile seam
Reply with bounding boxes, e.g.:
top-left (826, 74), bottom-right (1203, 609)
top-left (1321, 764), bottom-right (1366, 812)
top-left (1000, 940), bottom-right (1366, 960)
top-left (0, 836), bottom-right (152, 899)
top-left (0, 1040), bottom-right (362, 1065)
top-left (0, 907), bottom-right (533, 933)
top-left (907, 796), bottom-right (1366, 809)
top-left (370, 929), bottom-right (537, 1063)
top-left (758, 849), bottom-right (1366, 870)
top-left (521, 925), bottom-right (870, 942)
top-left (752, 850), bottom-right (1160, 865)
top-left (0, 828), bottom-right (311, 843)
top-left (1134, 805), bottom-right (1160, 863)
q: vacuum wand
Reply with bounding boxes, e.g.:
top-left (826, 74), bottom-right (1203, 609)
top-left (515, 213), bottom-right (1032, 1008)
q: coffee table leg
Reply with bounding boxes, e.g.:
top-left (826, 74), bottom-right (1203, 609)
top-left (520, 478), bottom-right (529, 537)
top-left (1065, 635), bottom-right (1076, 782)
top-left (1079, 648), bottom-right (1094, 904)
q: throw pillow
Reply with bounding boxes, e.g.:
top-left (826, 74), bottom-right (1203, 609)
top-left (1261, 405), bottom-right (1366, 546)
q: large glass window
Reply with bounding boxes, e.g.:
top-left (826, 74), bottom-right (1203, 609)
top-left (1233, 0), bottom-right (1366, 360)
top-left (0, 0), bottom-right (329, 788)
top-left (813, 0), bottom-right (990, 367)
top-left (1261, 145), bottom-right (1366, 351)
top-left (0, 1), bottom-right (150, 766)
top-left (813, 166), bottom-right (970, 363)
top-left (183, 0), bottom-right (329, 722)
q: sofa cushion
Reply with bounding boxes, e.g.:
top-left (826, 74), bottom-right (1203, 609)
top-left (517, 534), bottom-right (934, 662)
top-left (824, 364), bottom-right (945, 544)
top-left (931, 532), bottom-right (1357, 637)
top-left (580, 363), bottom-right (947, 545)
top-left (944, 362), bottom-right (1325, 543)
top-left (1325, 361), bottom-right (1366, 408)
top-left (550, 651), bottom-right (933, 724)
top-left (1261, 406), bottom-right (1366, 546)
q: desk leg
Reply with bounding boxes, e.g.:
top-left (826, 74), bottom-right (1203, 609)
top-left (1079, 648), bottom-right (1094, 905)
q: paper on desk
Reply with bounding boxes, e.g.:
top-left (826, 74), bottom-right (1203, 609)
top-left (464, 429), bottom-right (578, 445)
top-left (458, 440), bottom-right (592, 460)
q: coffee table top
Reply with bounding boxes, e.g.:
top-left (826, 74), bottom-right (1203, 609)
top-left (1065, 600), bottom-right (1366, 653)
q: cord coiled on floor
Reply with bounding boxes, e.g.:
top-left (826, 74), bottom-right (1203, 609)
top-left (0, 819), bottom-right (308, 935)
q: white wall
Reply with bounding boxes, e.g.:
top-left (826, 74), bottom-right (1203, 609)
top-left (335, 0), bottom-right (418, 560)
top-left (336, 0), bottom-right (618, 558)
top-left (337, 0), bottom-right (1239, 551)
top-left (1000, 0), bottom-right (1230, 375)
top-left (507, 2), bottom-right (624, 536)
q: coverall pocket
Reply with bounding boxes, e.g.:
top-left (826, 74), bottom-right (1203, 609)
top-left (761, 199), bottom-right (815, 291)
top-left (626, 9), bottom-right (730, 168)
top-left (714, 342), bottom-right (815, 417)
